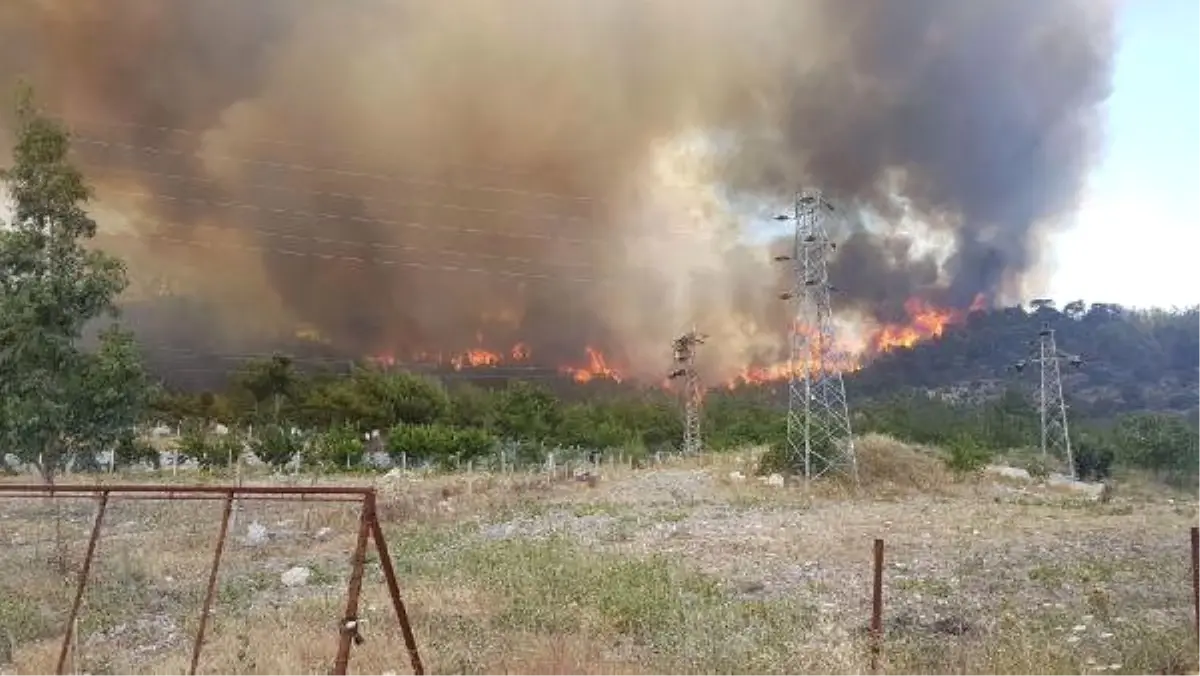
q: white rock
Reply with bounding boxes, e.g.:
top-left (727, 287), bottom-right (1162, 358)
top-left (765, 473), bottom-right (785, 487)
top-left (986, 464), bottom-right (1032, 481)
top-left (314, 527), bottom-right (333, 540)
top-left (244, 522), bottom-right (269, 547)
top-left (281, 566), bottom-right (312, 588)
top-left (1047, 474), bottom-right (1104, 497)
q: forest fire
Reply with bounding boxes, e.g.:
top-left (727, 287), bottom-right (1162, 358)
top-left (725, 357), bottom-right (865, 388)
top-left (449, 348), bottom-right (502, 370)
top-left (559, 346), bottom-right (624, 384)
top-left (724, 294), bottom-right (985, 388)
top-left (366, 294), bottom-right (986, 386)
top-left (370, 341), bottom-right (626, 384)
top-left (870, 293), bottom-right (987, 353)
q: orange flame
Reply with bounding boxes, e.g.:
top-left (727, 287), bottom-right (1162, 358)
top-left (511, 342), bottom-right (531, 361)
top-left (559, 346), bottom-right (623, 383)
top-left (870, 293), bottom-right (986, 353)
top-left (370, 294), bottom-right (987, 386)
top-left (725, 293), bottom-right (986, 388)
top-left (450, 348), bottom-right (502, 370)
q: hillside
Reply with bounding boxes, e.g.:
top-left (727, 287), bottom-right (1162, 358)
top-left (847, 302), bottom-right (1199, 418)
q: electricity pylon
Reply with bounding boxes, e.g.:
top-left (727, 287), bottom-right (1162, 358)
top-left (1012, 318), bottom-right (1083, 479)
top-left (773, 190), bottom-right (857, 482)
top-left (669, 328), bottom-right (707, 455)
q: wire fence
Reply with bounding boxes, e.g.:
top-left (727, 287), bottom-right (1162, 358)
top-left (1, 428), bottom-right (713, 485)
top-left (0, 485), bottom-right (423, 675)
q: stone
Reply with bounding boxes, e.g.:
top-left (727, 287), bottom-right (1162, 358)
top-left (281, 566), bottom-right (312, 588)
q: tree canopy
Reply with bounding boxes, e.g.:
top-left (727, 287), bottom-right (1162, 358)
top-left (0, 85), bottom-right (151, 481)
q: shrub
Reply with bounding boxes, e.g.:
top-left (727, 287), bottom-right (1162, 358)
top-left (311, 423), bottom-right (365, 470)
top-left (755, 441), bottom-right (793, 477)
top-left (755, 436), bottom-right (837, 478)
top-left (252, 424), bottom-right (305, 469)
top-left (387, 423), bottom-right (498, 470)
top-left (943, 435), bottom-right (991, 476)
top-left (1021, 454), bottom-right (1053, 481)
top-left (177, 421), bottom-right (242, 470)
top-left (854, 433), bottom-right (949, 491)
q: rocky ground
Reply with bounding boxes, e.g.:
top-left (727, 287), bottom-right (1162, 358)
top-left (0, 448), bottom-right (1197, 674)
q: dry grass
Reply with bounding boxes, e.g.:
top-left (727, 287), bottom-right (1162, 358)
top-left (1, 442), bottom-right (1198, 675)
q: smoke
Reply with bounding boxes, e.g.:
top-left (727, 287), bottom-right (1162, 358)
top-left (0, 0), bottom-right (1115, 381)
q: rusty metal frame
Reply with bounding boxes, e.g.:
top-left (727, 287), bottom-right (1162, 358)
top-left (0, 483), bottom-right (424, 676)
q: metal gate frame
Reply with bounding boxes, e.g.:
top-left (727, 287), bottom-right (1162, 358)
top-left (0, 483), bottom-right (424, 675)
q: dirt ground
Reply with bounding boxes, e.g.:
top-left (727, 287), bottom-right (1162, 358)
top-left (1, 444), bottom-right (1197, 675)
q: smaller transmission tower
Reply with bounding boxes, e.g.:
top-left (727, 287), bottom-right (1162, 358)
top-left (669, 328), bottom-right (707, 455)
top-left (773, 190), bottom-right (857, 483)
top-left (1012, 318), bottom-right (1084, 478)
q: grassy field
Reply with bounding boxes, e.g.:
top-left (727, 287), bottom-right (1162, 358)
top-left (1, 435), bottom-right (1197, 675)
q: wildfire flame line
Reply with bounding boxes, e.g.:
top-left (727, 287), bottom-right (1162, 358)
top-left (366, 294), bottom-right (985, 387)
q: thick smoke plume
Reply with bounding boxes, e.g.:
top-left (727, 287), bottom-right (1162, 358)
top-left (0, 0), bottom-right (1115, 382)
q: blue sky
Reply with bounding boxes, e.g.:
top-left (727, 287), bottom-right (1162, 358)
top-left (1049, 0), bottom-right (1199, 309)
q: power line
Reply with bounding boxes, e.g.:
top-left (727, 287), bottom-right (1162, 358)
top-left (8, 129), bottom-right (601, 205)
top-left (102, 230), bottom-right (610, 285)
top-left (79, 161), bottom-right (708, 243)
top-left (98, 194), bottom-right (602, 271)
top-left (85, 162), bottom-right (592, 227)
top-left (41, 113), bottom-right (566, 184)
top-left (97, 184), bottom-right (596, 245)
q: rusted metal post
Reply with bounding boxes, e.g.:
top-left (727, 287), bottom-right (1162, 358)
top-left (870, 537), bottom-right (884, 674)
top-left (189, 493), bottom-right (235, 675)
top-left (332, 495), bottom-right (373, 675)
top-left (56, 491), bottom-right (109, 675)
top-left (367, 494), bottom-right (425, 675)
top-left (1191, 526), bottom-right (1198, 637)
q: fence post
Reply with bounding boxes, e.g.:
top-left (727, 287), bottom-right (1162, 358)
top-left (1191, 526), bottom-right (1198, 638)
top-left (871, 538), bottom-right (884, 674)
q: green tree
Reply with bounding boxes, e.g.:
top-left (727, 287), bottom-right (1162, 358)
top-left (1112, 412), bottom-right (1199, 475)
top-left (310, 423), bottom-right (366, 470)
top-left (489, 381), bottom-right (561, 443)
top-left (0, 85), bottom-right (150, 483)
top-left (251, 423), bottom-right (304, 469)
top-left (177, 421), bottom-right (242, 470)
top-left (448, 383), bottom-right (494, 428)
top-left (341, 366), bottom-right (451, 431)
top-left (386, 423), bottom-right (496, 470)
top-left (235, 354), bottom-right (300, 423)
top-left (555, 403), bottom-right (631, 449)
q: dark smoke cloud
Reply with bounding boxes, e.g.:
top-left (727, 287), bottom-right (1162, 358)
top-left (0, 0), bottom-right (1115, 381)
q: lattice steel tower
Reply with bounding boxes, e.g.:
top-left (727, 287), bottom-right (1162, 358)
top-left (773, 190), bottom-right (857, 482)
top-left (1012, 317), bottom-right (1083, 478)
top-left (669, 328), bottom-right (707, 455)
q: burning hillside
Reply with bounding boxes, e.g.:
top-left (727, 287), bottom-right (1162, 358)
top-left (358, 292), bottom-right (986, 388)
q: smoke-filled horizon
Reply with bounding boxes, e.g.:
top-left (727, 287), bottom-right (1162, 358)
top-left (0, 0), bottom-right (1116, 383)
